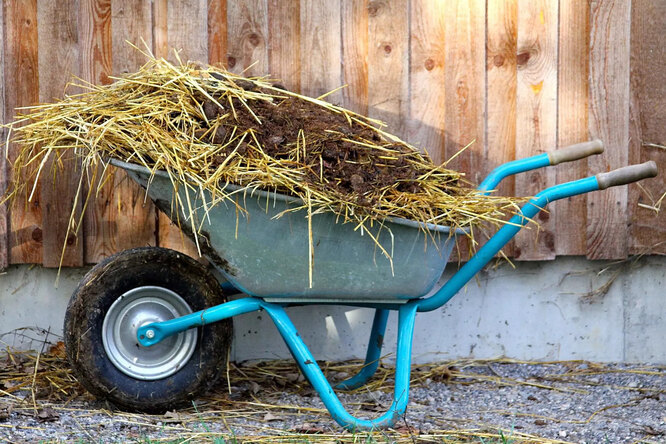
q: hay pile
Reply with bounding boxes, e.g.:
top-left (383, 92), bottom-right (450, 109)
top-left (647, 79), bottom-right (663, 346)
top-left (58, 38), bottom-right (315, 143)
top-left (4, 52), bottom-right (523, 257)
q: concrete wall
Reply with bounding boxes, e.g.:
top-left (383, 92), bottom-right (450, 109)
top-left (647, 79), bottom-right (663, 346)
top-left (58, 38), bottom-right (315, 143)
top-left (1, 256), bottom-right (664, 363)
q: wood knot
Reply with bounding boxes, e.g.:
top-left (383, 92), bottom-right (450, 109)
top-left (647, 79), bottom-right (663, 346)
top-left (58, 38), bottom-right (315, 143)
top-left (368, 1), bottom-right (380, 17)
top-left (456, 80), bottom-right (469, 104)
top-left (227, 56), bottom-right (237, 69)
top-left (383, 44), bottom-right (392, 55)
top-left (516, 51), bottom-right (531, 66)
top-left (248, 33), bottom-right (261, 47)
top-left (424, 58), bottom-right (435, 71)
top-left (32, 227), bottom-right (43, 243)
top-left (544, 231), bottom-right (555, 251)
top-left (493, 54), bottom-right (505, 67)
top-left (66, 234), bottom-right (76, 246)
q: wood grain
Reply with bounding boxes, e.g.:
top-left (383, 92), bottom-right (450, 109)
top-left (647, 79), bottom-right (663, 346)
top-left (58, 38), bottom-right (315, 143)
top-left (443, 0), bottom-right (485, 182)
top-left (586, 0), bottom-right (631, 260)
top-left (208, 0), bottom-right (227, 66)
top-left (84, 0), bottom-right (157, 264)
top-left (38, 0), bottom-right (84, 267)
top-left (409, 0), bottom-right (446, 164)
top-left (300, 0), bottom-right (342, 103)
top-left (227, 0), bottom-right (269, 76)
top-left (5, 0), bottom-right (42, 265)
top-left (167, 0), bottom-right (208, 63)
top-left (155, 0), bottom-right (207, 257)
top-left (341, 0), bottom-right (368, 115)
top-left (80, 0), bottom-right (112, 264)
top-left (153, 0), bottom-right (168, 58)
top-left (0, 0), bottom-right (7, 269)
top-left (113, 0), bottom-right (153, 74)
top-left (1, 1), bottom-right (658, 265)
top-left (442, 0), bottom-right (485, 262)
top-left (486, 0), bottom-right (517, 258)
top-left (627, 0), bottom-right (666, 255)
top-left (367, 0), bottom-right (408, 137)
top-left (267, 0), bottom-right (300, 92)
top-left (513, 0), bottom-right (558, 261)
top-left (555, 0), bottom-right (589, 256)
top-left (80, 0), bottom-right (112, 86)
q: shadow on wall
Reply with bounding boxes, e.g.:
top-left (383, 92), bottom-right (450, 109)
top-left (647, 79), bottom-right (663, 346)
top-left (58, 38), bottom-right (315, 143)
top-left (341, 98), bottom-right (501, 187)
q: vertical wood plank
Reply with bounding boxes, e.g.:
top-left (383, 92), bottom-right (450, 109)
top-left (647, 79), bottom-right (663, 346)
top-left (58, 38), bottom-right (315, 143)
top-left (83, 0), bottom-right (158, 263)
top-left (153, 0), bottom-right (168, 58)
top-left (38, 0), bottom-right (84, 267)
top-left (80, 0), bottom-right (112, 264)
top-left (208, 0), bottom-right (227, 66)
top-left (167, 0), bottom-right (208, 63)
top-left (443, 0), bottom-right (485, 181)
top-left (513, 0), bottom-right (558, 261)
top-left (0, 0), bottom-right (7, 269)
top-left (156, 0), bottom-right (207, 256)
top-left (5, 0), bottom-right (41, 264)
top-left (341, 0), bottom-right (368, 115)
top-left (442, 0), bottom-right (485, 261)
top-left (409, 0), bottom-right (445, 164)
top-left (227, 0), bottom-right (269, 76)
top-left (113, 0), bottom-right (153, 75)
top-left (300, 0), bottom-right (342, 102)
top-left (267, 0), bottom-right (300, 92)
top-left (367, 0), bottom-right (408, 137)
top-left (556, 0), bottom-right (589, 256)
top-left (486, 0), bottom-right (517, 257)
top-left (586, 0), bottom-right (631, 259)
top-left (80, 0), bottom-right (112, 86)
top-left (628, 0), bottom-right (666, 254)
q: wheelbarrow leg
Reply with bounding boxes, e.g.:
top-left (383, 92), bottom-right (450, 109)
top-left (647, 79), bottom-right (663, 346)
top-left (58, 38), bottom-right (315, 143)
top-left (335, 308), bottom-right (389, 390)
top-left (263, 302), bottom-right (418, 430)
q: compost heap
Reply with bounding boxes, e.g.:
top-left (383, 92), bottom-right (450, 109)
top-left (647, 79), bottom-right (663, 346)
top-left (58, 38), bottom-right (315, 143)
top-left (4, 54), bottom-right (524, 265)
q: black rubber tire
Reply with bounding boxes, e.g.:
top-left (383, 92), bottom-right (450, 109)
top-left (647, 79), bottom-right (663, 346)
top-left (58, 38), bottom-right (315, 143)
top-left (64, 247), bottom-right (232, 413)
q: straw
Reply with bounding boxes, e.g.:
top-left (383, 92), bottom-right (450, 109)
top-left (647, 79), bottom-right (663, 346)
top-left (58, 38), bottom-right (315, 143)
top-left (2, 48), bottom-right (527, 268)
top-left (1, 344), bottom-right (661, 443)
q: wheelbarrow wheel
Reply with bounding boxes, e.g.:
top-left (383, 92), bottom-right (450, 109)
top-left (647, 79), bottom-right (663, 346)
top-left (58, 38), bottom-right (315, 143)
top-left (64, 247), bottom-right (232, 413)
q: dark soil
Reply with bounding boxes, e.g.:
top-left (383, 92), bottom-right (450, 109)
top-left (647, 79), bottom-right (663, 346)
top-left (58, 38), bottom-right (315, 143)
top-left (190, 84), bottom-right (455, 202)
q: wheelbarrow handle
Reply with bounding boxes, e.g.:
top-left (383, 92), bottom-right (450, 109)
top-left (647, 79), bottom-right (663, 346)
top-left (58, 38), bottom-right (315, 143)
top-left (548, 139), bottom-right (604, 165)
top-left (419, 160), bottom-right (659, 312)
top-left (596, 160), bottom-right (658, 189)
top-left (478, 140), bottom-right (604, 193)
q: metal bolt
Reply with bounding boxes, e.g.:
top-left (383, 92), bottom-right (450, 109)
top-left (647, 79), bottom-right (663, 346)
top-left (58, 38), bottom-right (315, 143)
top-left (145, 330), bottom-right (155, 339)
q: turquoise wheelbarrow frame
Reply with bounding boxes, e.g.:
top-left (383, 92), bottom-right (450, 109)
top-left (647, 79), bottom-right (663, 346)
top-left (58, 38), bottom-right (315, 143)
top-left (124, 140), bottom-right (656, 430)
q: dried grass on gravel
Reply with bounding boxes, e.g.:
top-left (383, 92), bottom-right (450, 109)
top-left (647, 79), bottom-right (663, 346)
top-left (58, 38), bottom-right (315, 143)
top-left (2, 344), bottom-right (662, 443)
top-left (0, 345), bottom-right (572, 443)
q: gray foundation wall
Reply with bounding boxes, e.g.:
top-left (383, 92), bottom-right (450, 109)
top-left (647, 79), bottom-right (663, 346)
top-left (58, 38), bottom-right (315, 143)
top-left (1, 256), bottom-right (664, 363)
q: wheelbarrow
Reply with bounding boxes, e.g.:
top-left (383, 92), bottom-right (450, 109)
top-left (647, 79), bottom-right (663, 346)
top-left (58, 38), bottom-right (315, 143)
top-left (63, 140), bottom-right (658, 430)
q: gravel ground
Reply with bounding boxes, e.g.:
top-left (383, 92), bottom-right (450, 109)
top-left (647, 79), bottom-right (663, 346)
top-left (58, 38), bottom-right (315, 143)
top-left (1, 359), bottom-right (664, 443)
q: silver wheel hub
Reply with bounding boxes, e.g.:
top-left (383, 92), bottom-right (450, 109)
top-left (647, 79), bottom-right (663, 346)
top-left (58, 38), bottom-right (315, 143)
top-left (102, 286), bottom-right (197, 380)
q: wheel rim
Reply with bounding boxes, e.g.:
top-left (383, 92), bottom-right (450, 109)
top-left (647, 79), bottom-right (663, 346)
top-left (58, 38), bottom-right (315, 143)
top-left (102, 286), bottom-right (197, 380)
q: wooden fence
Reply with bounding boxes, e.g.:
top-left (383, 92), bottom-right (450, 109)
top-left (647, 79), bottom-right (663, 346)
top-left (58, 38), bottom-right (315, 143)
top-left (0, 0), bottom-right (663, 269)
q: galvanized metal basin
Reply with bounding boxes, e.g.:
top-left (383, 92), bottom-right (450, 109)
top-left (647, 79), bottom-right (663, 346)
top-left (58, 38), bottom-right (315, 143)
top-left (112, 159), bottom-right (464, 303)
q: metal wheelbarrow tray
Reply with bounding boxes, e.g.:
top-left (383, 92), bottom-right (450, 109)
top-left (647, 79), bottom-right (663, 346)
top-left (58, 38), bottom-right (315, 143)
top-left (63, 140), bottom-right (657, 430)
top-left (124, 159), bottom-right (463, 304)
